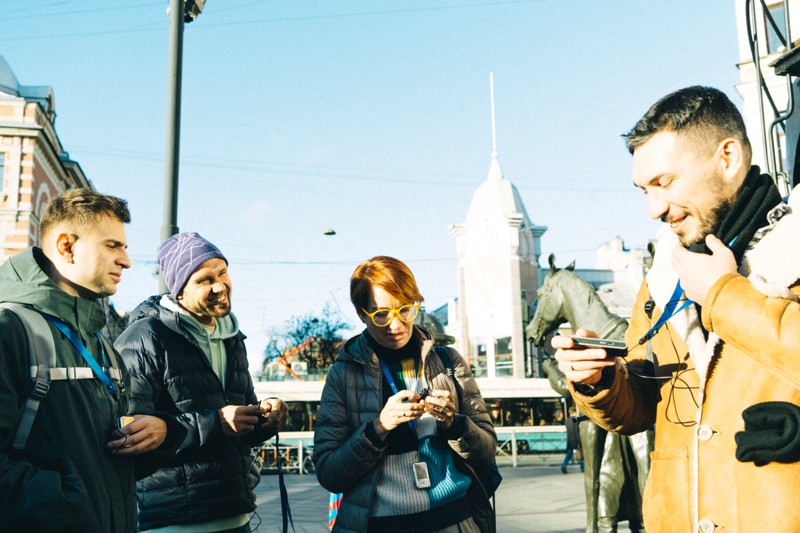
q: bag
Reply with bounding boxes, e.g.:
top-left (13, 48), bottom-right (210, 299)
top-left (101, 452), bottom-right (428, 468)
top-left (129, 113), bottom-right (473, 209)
top-left (327, 492), bottom-right (342, 531)
top-left (455, 455), bottom-right (497, 533)
top-left (434, 346), bottom-right (502, 532)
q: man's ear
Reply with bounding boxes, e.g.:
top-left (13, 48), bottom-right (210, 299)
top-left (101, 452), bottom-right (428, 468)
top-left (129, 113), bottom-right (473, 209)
top-left (718, 138), bottom-right (744, 181)
top-left (54, 233), bottom-right (76, 263)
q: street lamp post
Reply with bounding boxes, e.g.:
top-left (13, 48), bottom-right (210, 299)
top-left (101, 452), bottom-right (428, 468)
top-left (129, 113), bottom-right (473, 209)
top-left (159, 0), bottom-right (204, 293)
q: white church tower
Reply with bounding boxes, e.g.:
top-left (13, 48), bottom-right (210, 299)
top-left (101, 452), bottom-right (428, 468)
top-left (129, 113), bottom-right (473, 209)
top-left (448, 74), bottom-right (547, 379)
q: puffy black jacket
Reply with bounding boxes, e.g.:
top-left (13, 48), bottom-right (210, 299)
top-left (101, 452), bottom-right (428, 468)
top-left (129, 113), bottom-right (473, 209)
top-left (114, 295), bottom-right (271, 530)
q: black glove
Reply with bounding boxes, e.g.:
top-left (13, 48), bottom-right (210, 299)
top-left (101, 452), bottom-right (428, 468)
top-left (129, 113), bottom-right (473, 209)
top-left (734, 401), bottom-right (800, 467)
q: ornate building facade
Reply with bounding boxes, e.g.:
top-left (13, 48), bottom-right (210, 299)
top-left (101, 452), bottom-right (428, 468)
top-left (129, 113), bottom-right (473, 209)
top-left (0, 56), bottom-right (91, 261)
top-left (447, 142), bottom-right (547, 379)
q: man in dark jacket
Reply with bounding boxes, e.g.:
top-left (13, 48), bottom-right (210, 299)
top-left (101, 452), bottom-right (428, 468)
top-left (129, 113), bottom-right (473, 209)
top-left (115, 232), bottom-right (288, 532)
top-left (0, 188), bottom-right (168, 532)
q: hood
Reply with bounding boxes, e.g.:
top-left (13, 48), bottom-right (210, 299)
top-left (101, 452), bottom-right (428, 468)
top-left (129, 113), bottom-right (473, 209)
top-left (126, 293), bottom-right (241, 339)
top-left (0, 247), bottom-right (106, 336)
top-left (159, 294), bottom-right (240, 340)
top-left (127, 294), bottom-right (168, 325)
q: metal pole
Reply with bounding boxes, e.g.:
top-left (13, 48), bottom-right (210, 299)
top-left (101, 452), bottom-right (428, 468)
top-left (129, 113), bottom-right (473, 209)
top-left (160, 0), bottom-right (185, 293)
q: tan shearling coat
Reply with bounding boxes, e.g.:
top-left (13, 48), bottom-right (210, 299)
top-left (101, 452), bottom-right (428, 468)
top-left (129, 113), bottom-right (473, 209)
top-left (572, 188), bottom-right (800, 533)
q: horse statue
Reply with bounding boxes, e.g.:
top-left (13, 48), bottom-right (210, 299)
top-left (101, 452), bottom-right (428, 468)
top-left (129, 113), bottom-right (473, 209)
top-left (527, 254), bottom-right (654, 533)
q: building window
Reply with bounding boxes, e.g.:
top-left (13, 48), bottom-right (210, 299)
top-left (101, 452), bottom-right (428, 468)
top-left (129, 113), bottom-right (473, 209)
top-left (470, 341), bottom-right (488, 378)
top-left (0, 153), bottom-right (4, 193)
top-left (766, 3), bottom-right (787, 55)
top-left (495, 336), bottom-right (513, 377)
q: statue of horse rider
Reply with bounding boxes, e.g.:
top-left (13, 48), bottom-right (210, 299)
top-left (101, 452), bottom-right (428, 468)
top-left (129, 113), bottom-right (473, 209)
top-left (528, 255), bottom-right (654, 533)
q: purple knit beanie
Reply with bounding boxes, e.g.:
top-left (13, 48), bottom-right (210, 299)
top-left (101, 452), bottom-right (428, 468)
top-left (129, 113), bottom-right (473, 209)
top-left (156, 232), bottom-right (227, 296)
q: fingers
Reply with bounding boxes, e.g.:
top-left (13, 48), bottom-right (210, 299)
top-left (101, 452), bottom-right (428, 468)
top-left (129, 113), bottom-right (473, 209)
top-left (380, 390), bottom-right (460, 431)
top-left (394, 391), bottom-right (424, 420)
top-left (219, 405), bottom-right (260, 435)
top-left (109, 415), bottom-right (168, 455)
top-left (258, 399), bottom-right (289, 431)
top-left (552, 330), bottom-right (615, 386)
top-left (550, 329), bottom-right (596, 349)
top-left (671, 233), bottom-right (736, 306)
top-left (422, 390), bottom-right (455, 426)
top-left (705, 233), bottom-right (725, 252)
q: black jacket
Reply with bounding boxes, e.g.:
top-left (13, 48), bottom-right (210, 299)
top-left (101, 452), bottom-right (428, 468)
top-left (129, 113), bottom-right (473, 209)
top-left (114, 295), bottom-right (271, 530)
top-left (0, 248), bottom-right (137, 533)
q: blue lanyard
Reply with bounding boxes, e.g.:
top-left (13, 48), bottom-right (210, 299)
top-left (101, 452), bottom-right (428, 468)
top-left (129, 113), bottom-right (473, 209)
top-left (379, 356), bottom-right (421, 433)
top-left (637, 282), bottom-right (693, 345)
top-left (45, 316), bottom-right (119, 399)
top-left (638, 236), bottom-right (739, 346)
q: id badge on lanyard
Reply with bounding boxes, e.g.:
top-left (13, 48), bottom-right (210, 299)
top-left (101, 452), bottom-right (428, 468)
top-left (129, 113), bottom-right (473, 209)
top-left (379, 356), bottom-right (432, 489)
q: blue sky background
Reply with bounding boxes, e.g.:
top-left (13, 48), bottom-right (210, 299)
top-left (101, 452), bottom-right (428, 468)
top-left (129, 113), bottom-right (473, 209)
top-left (1, 1), bottom-right (741, 366)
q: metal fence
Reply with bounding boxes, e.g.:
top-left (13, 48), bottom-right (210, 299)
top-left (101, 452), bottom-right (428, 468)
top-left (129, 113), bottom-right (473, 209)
top-left (255, 426), bottom-right (567, 474)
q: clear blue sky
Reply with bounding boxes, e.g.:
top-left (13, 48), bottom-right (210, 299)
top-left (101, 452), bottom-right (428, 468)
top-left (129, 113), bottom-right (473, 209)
top-left (1, 1), bottom-right (740, 365)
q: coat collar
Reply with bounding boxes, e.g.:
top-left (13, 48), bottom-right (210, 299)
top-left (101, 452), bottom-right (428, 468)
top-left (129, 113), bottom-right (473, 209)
top-left (338, 326), bottom-right (436, 366)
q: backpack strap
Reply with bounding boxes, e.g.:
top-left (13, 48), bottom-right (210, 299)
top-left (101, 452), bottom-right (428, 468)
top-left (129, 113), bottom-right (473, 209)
top-left (434, 345), bottom-right (461, 403)
top-left (99, 334), bottom-right (125, 396)
top-left (434, 344), bottom-right (501, 508)
top-left (0, 303), bottom-right (56, 450)
top-left (0, 303), bottom-right (122, 450)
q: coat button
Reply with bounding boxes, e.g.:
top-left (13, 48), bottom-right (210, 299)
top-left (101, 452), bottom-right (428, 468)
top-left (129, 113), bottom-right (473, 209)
top-left (696, 518), bottom-right (716, 533)
top-left (697, 424), bottom-right (714, 441)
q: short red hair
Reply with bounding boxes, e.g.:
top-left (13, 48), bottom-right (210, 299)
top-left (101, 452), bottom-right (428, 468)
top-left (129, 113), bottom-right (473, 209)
top-left (350, 256), bottom-right (424, 311)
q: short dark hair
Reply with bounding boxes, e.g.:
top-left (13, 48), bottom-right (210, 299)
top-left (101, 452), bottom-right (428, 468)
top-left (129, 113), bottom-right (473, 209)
top-left (39, 188), bottom-right (131, 241)
top-left (623, 86), bottom-right (751, 162)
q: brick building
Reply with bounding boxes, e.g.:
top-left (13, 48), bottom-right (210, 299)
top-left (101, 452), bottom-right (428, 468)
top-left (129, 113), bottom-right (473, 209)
top-left (0, 55), bottom-right (92, 262)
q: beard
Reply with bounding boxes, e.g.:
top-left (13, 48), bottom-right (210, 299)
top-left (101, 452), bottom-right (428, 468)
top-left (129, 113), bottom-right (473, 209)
top-left (200, 297), bottom-right (231, 319)
top-left (683, 198), bottom-right (733, 247)
top-left (668, 168), bottom-right (733, 247)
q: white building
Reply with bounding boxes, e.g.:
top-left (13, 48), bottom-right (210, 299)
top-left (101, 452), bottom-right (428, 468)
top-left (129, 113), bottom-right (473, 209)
top-left (446, 76), bottom-right (547, 379)
top-left (447, 148), bottom-right (546, 379)
top-left (734, 0), bottom-right (800, 194)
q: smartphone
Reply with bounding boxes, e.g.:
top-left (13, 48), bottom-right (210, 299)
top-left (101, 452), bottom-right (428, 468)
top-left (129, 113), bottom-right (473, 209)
top-left (571, 336), bottom-right (627, 357)
top-left (117, 416), bottom-right (135, 430)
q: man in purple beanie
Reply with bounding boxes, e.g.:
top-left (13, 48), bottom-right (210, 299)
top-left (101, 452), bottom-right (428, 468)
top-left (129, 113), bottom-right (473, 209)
top-left (115, 232), bottom-right (288, 532)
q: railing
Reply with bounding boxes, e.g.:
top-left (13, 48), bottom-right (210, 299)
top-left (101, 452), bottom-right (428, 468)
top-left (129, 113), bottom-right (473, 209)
top-left (256, 431), bottom-right (315, 475)
top-left (255, 426), bottom-right (566, 473)
top-left (745, 0), bottom-right (796, 194)
top-left (495, 426), bottom-right (567, 467)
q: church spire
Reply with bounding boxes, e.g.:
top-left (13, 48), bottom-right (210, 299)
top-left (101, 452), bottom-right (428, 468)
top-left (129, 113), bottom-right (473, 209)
top-left (487, 71), bottom-right (503, 182)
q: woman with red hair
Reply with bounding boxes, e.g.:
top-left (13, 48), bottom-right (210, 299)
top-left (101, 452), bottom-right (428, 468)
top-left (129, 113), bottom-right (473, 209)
top-left (314, 256), bottom-right (497, 533)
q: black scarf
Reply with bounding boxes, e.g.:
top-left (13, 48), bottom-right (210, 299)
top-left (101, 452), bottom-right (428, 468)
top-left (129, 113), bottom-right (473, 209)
top-left (687, 166), bottom-right (782, 265)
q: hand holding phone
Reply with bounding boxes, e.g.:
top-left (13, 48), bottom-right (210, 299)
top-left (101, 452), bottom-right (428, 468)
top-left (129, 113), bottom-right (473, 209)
top-left (571, 336), bottom-right (627, 357)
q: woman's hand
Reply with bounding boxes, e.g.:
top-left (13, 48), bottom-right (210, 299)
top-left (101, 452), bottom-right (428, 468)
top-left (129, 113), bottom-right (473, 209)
top-left (373, 390), bottom-right (424, 440)
top-left (422, 389), bottom-right (456, 430)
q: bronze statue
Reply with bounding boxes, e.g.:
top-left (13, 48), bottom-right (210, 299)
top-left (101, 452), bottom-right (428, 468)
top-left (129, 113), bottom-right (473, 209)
top-left (527, 255), bottom-right (654, 533)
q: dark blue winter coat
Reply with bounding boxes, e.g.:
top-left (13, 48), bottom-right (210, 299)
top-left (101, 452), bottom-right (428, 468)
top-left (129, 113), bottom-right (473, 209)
top-left (114, 295), bottom-right (272, 531)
